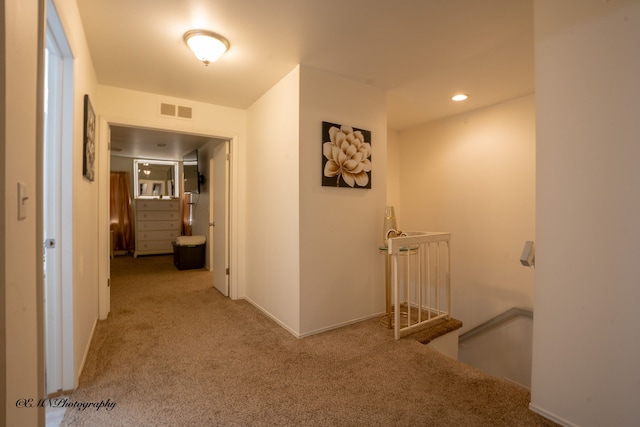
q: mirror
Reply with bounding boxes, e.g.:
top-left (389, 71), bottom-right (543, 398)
top-left (133, 159), bottom-right (179, 199)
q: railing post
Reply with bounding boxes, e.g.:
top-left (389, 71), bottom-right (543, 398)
top-left (446, 240), bottom-right (451, 320)
top-left (392, 253), bottom-right (400, 340)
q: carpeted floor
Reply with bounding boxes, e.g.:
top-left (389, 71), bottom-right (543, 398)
top-left (61, 254), bottom-right (556, 426)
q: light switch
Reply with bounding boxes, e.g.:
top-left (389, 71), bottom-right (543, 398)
top-left (18, 182), bottom-right (28, 220)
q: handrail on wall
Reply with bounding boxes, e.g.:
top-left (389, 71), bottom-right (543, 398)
top-left (458, 307), bottom-right (533, 343)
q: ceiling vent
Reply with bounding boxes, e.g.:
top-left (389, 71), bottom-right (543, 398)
top-left (177, 105), bottom-right (192, 119)
top-left (159, 102), bottom-right (193, 120)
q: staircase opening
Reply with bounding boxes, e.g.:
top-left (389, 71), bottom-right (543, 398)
top-left (458, 308), bottom-right (533, 389)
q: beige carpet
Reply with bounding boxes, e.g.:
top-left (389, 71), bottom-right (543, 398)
top-left (61, 254), bottom-right (556, 426)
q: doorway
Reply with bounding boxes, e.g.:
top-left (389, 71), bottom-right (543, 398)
top-left (43, 0), bottom-right (74, 395)
top-left (104, 123), bottom-right (238, 308)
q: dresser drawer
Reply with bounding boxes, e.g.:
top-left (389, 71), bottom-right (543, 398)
top-left (137, 210), bottom-right (180, 221)
top-left (135, 239), bottom-right (173, 253)
top-left (134, 198), bottom-right (181, 257)
top-left (137, 200), bottom-right (180, 211)
top-left (137, 220), bottom-right (180, 231)
top-left (137, 229), bottom-right (179, 242)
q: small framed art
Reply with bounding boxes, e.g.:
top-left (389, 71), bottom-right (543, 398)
top-left (321, 121), bottom-right (372, 189)
top-left (83, 94), bottom-right (96, 181)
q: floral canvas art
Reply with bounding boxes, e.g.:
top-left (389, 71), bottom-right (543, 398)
top-left (322, 121), bottom-right (372, 188)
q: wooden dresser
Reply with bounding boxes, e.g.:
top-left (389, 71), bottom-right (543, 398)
top-left (134, 199), bottom-right (181, 257)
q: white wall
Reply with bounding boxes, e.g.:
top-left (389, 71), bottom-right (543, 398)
top-left (97, 85), bottom-right (246, 139)
top-left (386, 129), bottom-right (401, 219)
top-left (244, 67), bottom-right (301, 333)
top-left (398, 95), bottom-right (536, 334)
top-left (531, 1), bottom-right (640, 425)
top-left (3, 0), bottom-right (44, 424)
top-left (298, 66), bottom-right (387, 335)
top-left (243, 65), bottom-right (388, 337)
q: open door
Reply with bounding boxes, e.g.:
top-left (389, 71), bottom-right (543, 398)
top-left (44, 0), bottom-right (74, 394)
top-left (212, 140), bottom-right (230, 296)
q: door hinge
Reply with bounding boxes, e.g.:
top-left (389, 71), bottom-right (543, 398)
top-left (226, 267), bottom-right (230, 275)
top-left (107, 278), bottom-right (110, 287)
top-left (226, 153), bottom-right (230, 161)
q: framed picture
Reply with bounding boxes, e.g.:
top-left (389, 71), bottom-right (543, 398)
top-left (83, 94), bottom-right (96, 181)
top-left (322, 121), bottom-right (372, 188)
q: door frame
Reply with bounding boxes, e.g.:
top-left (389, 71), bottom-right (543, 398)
top-left (211, 140), bottom-right (230, 296)
top-left (98, 116), bottom-right (110, 319)
top-left (43, 0), bottom-right (75, 394)
top-left (98, 118), bottom-right (240, 318)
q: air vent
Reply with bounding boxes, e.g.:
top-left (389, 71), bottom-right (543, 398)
top-left (159, 102), bottom-right (193, 120)
top-left (177, 105), bottom-right (192, 119)
top-left (160, 103), bottom-right (176, 116)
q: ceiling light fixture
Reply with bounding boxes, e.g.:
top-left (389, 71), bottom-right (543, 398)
top-left (451, 94), bottom-right (469, 102)
top-left (183, 30), bottom-right (230, 66)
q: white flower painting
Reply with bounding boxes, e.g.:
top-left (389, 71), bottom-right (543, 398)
top-left (322, 121), bottom-right (372, 188)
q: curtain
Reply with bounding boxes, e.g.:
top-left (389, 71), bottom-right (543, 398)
top-left (182, 192), bottom-right (192, 236)
top-left (110, 171), bottom-right (134, 252)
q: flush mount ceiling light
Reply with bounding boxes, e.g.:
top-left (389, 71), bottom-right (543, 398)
top-left (183, 30), bottom-right (229, 66)
top-left (451, 94), bottom-right (469, 102)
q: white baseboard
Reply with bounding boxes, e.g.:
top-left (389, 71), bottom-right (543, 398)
top-left (529, 403), bottom-right (578, 427)
top-left (241, 296), bottom-right (301, 338)
top-left (75, 318), bottom-right (98, 388)
top-left (241, 297), bottom-right (383, 339)
top-left (503, 377), bottom-right (530, 391)
top-left (297, 312), bottom-right (384, 338)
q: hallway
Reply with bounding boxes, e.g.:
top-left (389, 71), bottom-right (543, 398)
top-left (58, 255), bottom-right (555, 426)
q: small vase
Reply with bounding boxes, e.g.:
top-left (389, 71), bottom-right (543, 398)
top-left (383, 206), bottom-right (397, 246)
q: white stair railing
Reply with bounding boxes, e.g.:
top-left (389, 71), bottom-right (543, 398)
top-left (387, 231), bottom-right (451, 340)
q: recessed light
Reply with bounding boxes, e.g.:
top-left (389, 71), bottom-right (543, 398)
top-left (451, 94), bottom-right (468, 102)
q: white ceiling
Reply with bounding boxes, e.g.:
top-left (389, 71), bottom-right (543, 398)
top-left (77, 0), bottom-right (533, 158)
top-left (109, 125), bottom-right (222, 160)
